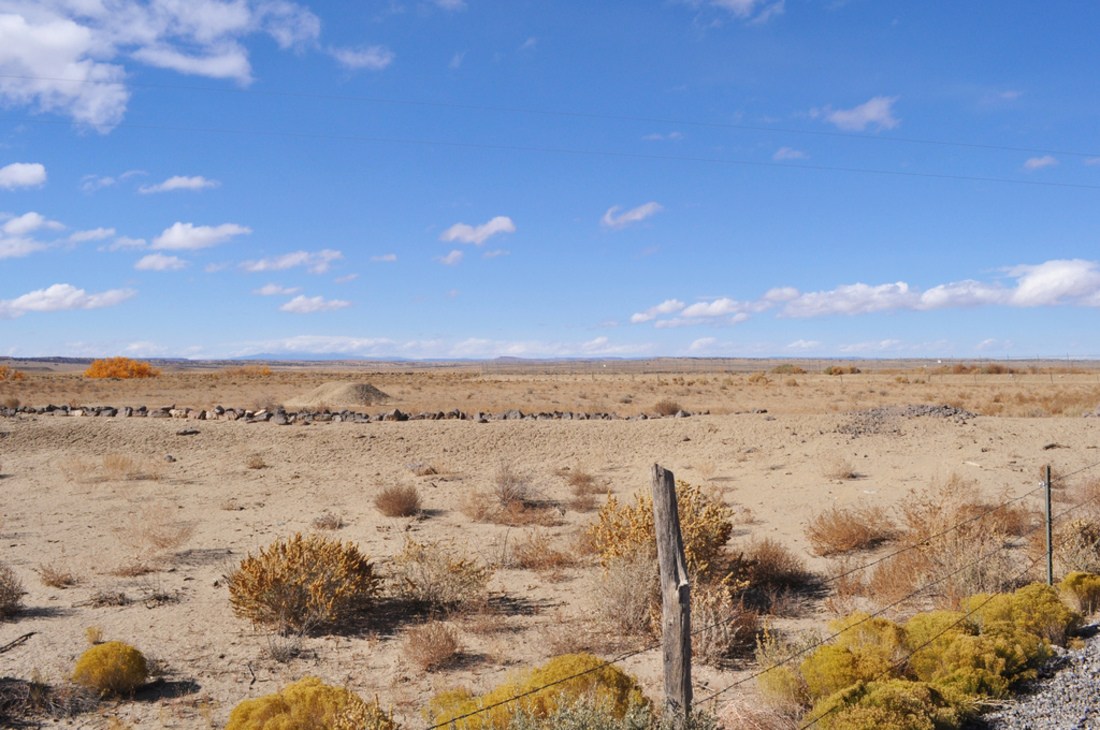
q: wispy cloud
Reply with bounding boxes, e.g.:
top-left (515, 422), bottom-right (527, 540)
top-left (1023, 155), bottom-right (1058, 171)
top-left (371, 253), bottom-right (397, 263)
top-left (437, 249), bottom-right (464, 266)
top-left (138, 175), bottom-right (219, 194)
top-left (773, 146), bottom-right (807, 160)
top-left (440, 215), bottom-right (516, 245)
top-left (703, 0), bottom-right (785, 24)
top-left (0, 162), bottom-right (46, 189)
top-left (642, 131), bottom-right (684, 141)
top-left (135, 253), bottom-right (187, 271)
top-left (240, 249), bottom-right (343, 274)
top-left (254, 283), bottom-right (301, 296)
top-left (0, 283), bottom-right (135, 319)
top-left (330, 45), bottom-right (395, 71)
top-left (279, 295), bottom-right (351, 313)
top-left (152, 222), bottom-right (251, 250)
top-left (813, 95), bottom-right (900, 132)
top-left (69, 227), bottom-right (116, 243)
top-left (630, 299), bottom-right (685, 323)
top-left (601, 202), bottom-right (663, 230)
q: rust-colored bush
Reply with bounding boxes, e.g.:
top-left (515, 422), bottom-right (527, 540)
top-left (84, 357), bottom-right (160, 379)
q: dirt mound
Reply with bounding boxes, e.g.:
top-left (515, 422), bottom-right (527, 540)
top-left (285, 382), bottom-right (390, 409)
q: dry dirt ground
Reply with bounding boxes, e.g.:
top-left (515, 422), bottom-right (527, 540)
top-left (1, 360), bottom-right (1100, 728)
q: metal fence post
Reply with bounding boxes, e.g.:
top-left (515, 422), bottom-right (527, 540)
top-left (1045, 464), bottom-right (1054, 586)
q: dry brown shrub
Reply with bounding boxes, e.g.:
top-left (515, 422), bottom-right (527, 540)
top-left (823, 556), bottom-right (868, 616)
top-left (592, 552), bottom-right (658, 636)
top-left (820, 456), bottom-right (860, 480)
top-left (402, 621), bottom-right (462, 672)
top-left (718, 696), bottom-right (800, 730)
top-left (492, 461), bottom-right (535, 507)
top-left (35, 562), bottom-right (78, 589)
top-left (1031, 518), bottom-right (1100, 574)
top-left (653, 398), bottom-right (682, 416)
top-left (804, 504), bottom-right (895, 556)
top-left (389, 538), bottom-right (492, 614)
top-left (740, 538), bottom-right (820, 615)
top-left (0, 366), bottom-right (25, 382)
top-left (311, 512), bottom-right (345, 531)
top-left (692, 581), bottom-right (759, 666)
top-left (374, 484), bottom-right (422, 517)
top-left (460, 491), bottom-right (561, 526)
top-left (509, 530), bottom-right (576, 571)
top-left (0, 562), bottom-right (24, 618)
top-left (245, 453), bottom-right (268, 470)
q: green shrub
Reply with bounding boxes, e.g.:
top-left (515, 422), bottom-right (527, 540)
top-left (1059, 571), bottom-right (1100, 614)
top-left (225, 676), bottom-right (399, 730)
top-left (807, 680), bottom-right (964, 730)
top-left (587, 481), bottom-right (733, 579)
top-left (226, 533), bottom-right (382, 634)
top-left (799, 614), bottom-right (907, 700)
top-left (71, 641), bottom-right (148, 697)
top-left (963, 583), bottom-right (1080, 645)
top-left (429, 653), bottom-right (648, 729)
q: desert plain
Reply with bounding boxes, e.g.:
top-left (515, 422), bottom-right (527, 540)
top-left (1, 358), bottom-right (1100, 728)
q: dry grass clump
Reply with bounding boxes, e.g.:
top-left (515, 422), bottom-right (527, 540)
top-left (509, 530), bottom-right (576, 572)
top-left (245, 453), bottom-right (268, 470)
top-left (492, 461), bottom-right (536, 507)
top-left (403, 621), bottom-right (463, 672)
top-left (35, 561), bottom-right (78, 588)
top-left (740, 538), bottom-right (821, 614)
top-left (804, 504), bottom-right (895, 556)
top-left (592, 552), bottom-right (658, 636)
top-left (692, 582), bottom-right (759, 666)
top-left (389, 538), bottom-right (492, 614)
top-left (0, 562), bottom-right (24, 618)
top-left (653, 398), bottom-right (682, 416)
top-left (226, 533), bottom-right (382, 634)
top-left (112, 504), bottom-right (195, 574)
top-left (62, 454), bottom-right (161, 483)
top-left (374, 484), bottom-right (422, 517)
top-left (820, 456), bottom-right (859, 480)
top-left (83, 357), bottom-right (160, 379)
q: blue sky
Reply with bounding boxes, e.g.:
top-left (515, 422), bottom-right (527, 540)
top-left (2, 1), bottom-right (1099, 360)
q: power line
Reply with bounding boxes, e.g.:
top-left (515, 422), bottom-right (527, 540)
top-left (3, 72), bottom-right (1099, 159)
top-left (15, 115), bottom-right (1100, 192)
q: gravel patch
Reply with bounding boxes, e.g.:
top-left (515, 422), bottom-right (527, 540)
top-left (838, 404), bottom-right (977, 437)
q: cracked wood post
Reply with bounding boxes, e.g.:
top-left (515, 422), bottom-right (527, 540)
top-left (652, 463), bottom-right (692, 725)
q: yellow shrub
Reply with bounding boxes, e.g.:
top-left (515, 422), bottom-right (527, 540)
top-left (71, 641), bottom-right (148, 696)
top-left (0, 365), bottom-right (25, 382)
top-left (587, 480), bottom-right (733, 578)
top-left (807, 680), bottom-right (964, 730)
top-left (1060, 571), bottom-right (1100, 614)
top-left (429, 653), bottom-right (648, 729)
top-left (963, 583), bottom-right (1080, 644)
top-left (84, 357), bottom-right (160, 379)
top-left (226, 533), bottom-right (381, 633)
top-left (800, 614), bottom-right (907, 700)
top-left (226, 676), bottom-right (399, 730)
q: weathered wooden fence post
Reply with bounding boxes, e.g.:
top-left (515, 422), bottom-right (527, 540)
top-left (651, 464), bottom-right (692, 726)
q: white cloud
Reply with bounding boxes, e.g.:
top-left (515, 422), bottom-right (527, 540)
top-left (0, 1), bottom-right (322, 130)
top-left (1006, 259), bottom-right (1100, 307)
top-left (707, 0), bottom-right (785, 23)
top-left (152, 221), bottom-right (251, 250)
top-left (2, 211), bottom-right (62, 236)
top-left (839, 339), bottom-right (903, 353)
top-left (773, 146), bottom-right (807, 161)
top-left (519, 37), bottom-right (537, 51)
top-left (483, 249), bottom-right (509, 259)
top-left (449, 51), bottom-right (465, 69)
top-left (438, 249), bottom-right (463, 266)
top-left (441, 215), bottom-right (516, 246)
top-left (918, 280), bottom-right (1005, 309)
top-left (334, 273), bottom-right (358, 283)
top-left (631, 298), bottom-right (685, 323)
top-left (240, 249), bottom-right (342, 274)
top-left (138, 175), bottom-right (219, 194)
top-left (0, 237), bottom-right (46, 259)
top-left (0, 162), bottom-right (46, 189)
top-left (371, 253), bottom-right (397, 262)
top-left (642, 131), bottom-right (683, 141)
top-left (1023, 155), bottom-right (1058, 171)
top-left (330, 45), bottom-right (395, 71)
top-left (815, 96), bottom-right (900, 132)
top-left (135, 253), bottom-right (187, 271)
top-left (688, 337), bottom-right (718, 353)
top-left (69, 227), bottom-right (115, 243)
top-left (1085, 157), bottom-right (1100, 167)
top-left (254, 283), bottom-right (300, 296)
top-left (681, 297), bottom-right (749, 318)
top-left (786, 339), bottom-right (821, 350)
top-left (279, 295), bottom-right (351, 314)
top-left (105, 236), bottom-right (146, 251)
top-left (601, 202), bottom-right (663, 230)
top-left (782, 282), bottom-right (915, 317)
top-left (0, 282), bottom-right (134, 318)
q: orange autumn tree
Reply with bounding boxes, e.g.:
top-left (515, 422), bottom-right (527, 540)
top-left (84, 357), bottom-right (161, 379)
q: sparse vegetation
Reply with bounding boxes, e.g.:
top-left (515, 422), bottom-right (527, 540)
top-left (0, 562), bottom-right (24, 618)
top-left (35, 561), bottom-right (77, 588)
top-left (226, 533), bottom-right (382, 634)
top-left (389, 538), bottom-right (492, 614)
top-left (83, 357), bottom-right (160, 379)
top-left (653, 398), bottom-right (682, 416)
top-left (403, 621), bottom-right (462, 672)
top-left (0, 365), bottom-right (26, 382)
top-left (804, 505), bottom-right (895, 557)
top-left (312, 512), bottom-right (345, 530)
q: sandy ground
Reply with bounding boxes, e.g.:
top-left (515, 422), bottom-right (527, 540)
top-left (1, 362), bottom-right (1099, 728)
